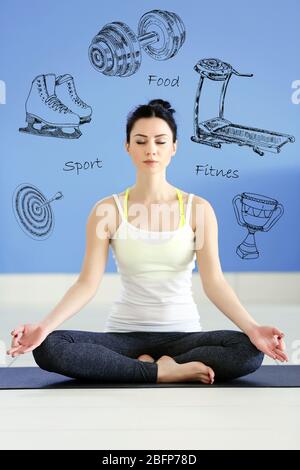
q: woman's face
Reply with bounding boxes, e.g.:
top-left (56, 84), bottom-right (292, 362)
top-left (125, 117), bottom-right (177, 171)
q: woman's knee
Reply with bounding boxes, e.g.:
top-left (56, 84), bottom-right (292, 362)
top-left (221, 331), bottom-right (264, 379)
top-left (236, 332), bottom-right (265, 374)
top-left (32, 330), bottom-right (63, 370)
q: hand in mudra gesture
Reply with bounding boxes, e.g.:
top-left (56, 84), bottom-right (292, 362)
top-left (247, 325), bottom-right (288, 362)
top-left (6, 323), bottom-right (48, 358)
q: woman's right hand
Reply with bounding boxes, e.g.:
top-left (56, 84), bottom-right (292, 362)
top-left (6, 323), bottom-right (49, 358)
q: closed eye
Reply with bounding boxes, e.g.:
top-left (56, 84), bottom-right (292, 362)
top-left (136, 141), bottom-right (166, 145)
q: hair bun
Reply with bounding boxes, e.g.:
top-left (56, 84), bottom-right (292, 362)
top-left (148, 99), bottom-right (175, 115)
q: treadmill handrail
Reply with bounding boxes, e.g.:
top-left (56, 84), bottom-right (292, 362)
top-left (231, 67), bottom-right (253, 78)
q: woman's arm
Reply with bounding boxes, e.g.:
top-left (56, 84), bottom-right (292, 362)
top-left (39, 199), bottom-right (111, 333)
top-left (194, 196), bottom-right (288, 362)
top-left (194, 197), bottom-right (258, 334)
top-left (7, 198), bottom-right (112, 357)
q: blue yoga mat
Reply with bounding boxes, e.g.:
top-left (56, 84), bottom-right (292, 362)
top-left (0, 365), bottom-right (299, 389)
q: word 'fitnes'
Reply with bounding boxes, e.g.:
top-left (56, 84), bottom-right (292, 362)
top-left (196, 164), bottom-right (239, 179)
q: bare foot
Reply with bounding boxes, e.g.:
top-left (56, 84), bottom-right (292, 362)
top-left (137, 354), bottom-right (155, 363)
top-left (156, 355), bottom-right (215, 384)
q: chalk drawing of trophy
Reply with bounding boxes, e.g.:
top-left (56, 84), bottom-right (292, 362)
top-left (232, 192), bottom-right (284, 259)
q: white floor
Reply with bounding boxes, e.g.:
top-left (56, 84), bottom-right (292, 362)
top-left (1, 302), bottom-right (300, 450)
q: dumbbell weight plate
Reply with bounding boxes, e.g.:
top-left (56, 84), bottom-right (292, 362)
top-left (89, 27), bottom-right (116, 75)
top-left (89, 21), bottom-right (142, 76)
top-left (138, 9), bottom-right (186, 61)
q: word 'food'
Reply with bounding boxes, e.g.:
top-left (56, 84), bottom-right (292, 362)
top-left (148, 75), bottom-right (179, 87)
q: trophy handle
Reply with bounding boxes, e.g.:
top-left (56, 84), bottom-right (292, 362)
top-left (263, 203), bottom-right (284, 232)
top-left (232, 195), bottom-right (246, 227)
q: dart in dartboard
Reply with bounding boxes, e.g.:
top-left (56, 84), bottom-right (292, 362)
top-left (12, 183), bottom-right (63, 240)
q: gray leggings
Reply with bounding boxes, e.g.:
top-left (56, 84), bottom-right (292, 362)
top-left (32, 329), bottom-right (264, 383)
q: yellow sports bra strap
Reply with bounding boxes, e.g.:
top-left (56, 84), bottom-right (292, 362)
top-left (175, 188), bottom-right (185, 227)
top-left (125, 187), bottom-right (184, 226)
top-left (124, 187), bottom-right (131, 221)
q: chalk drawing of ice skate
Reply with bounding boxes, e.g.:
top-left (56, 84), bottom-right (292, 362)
top-left (55, 74), bottom-right (92, 124)
top-left (19, 74), bottom-right (82, 139)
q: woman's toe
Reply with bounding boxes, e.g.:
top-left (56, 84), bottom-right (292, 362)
top-left (138, 354), bottom-right (155, 363)
top-left (205, 366), bottom-right (215, 383)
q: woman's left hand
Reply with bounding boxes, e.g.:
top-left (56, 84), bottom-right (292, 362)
top-left (247, 325), bottom-right (288, 362)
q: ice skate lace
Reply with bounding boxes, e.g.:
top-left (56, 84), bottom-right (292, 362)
top-left (68, 82), bottom-right (88, 108)
top-left (46, 95), bottom-right (71, 114)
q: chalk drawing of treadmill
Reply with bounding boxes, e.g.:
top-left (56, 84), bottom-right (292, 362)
top-left (191, 58), bottom-right (295, 156)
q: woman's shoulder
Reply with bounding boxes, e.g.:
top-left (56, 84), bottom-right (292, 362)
top-left (90, 194), bottom-right (117, 210)
top-left (176, 189), bottom-right (211, 207)
top-left (174, 187), bottom-right (207, 201)
top-left (88, 194), bottom-right (119, 226)
top-left (88, 194), bottom-right (120, 239)
top-left (188, 193), bottom-right (216, 231)
top-left (191, 194), bottom-right (216, 218)
top-left (191, 193), bottom-right (211, 206)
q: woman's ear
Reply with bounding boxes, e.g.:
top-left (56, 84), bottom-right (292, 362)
top-left (124, 142), bottom-right (129, 153)
top-left (172, 140), bottom-right (178, 155)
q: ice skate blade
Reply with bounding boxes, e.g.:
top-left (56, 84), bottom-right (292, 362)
top-left (19, 120), bottom-right (82, 139)
top-left (19, 125), bottom-right (82, 139)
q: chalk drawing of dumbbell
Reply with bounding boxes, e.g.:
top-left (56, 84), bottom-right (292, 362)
top-left (88, 9), bottom-right (186, 77)
top-left (12, 183), bottom-right (63, 240)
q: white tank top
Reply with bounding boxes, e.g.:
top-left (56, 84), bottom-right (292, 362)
top-left (104, 187), bottom-right (202, 332)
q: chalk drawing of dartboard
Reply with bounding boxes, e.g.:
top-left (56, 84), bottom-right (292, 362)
top-left (13, 183), bottom-right (63, 240)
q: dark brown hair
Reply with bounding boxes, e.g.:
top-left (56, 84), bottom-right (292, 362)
top-left (126, 99), bottom-right (177, 143)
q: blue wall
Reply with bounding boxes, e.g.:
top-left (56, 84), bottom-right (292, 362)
top-left (1, 0), bottom-right (299, 273)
